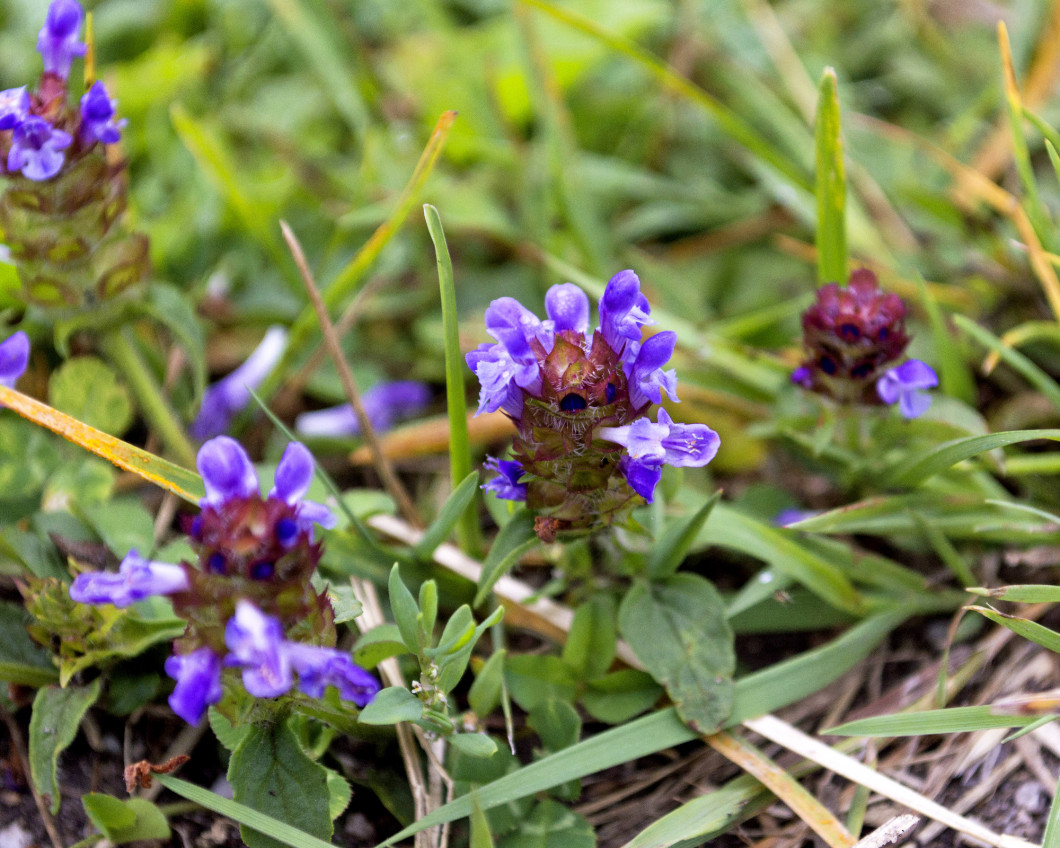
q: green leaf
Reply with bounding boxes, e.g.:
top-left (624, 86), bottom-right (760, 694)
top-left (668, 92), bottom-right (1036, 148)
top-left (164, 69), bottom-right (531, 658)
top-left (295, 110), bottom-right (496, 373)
top-left (430, 605), bottom-right (476, 658)
top-left (437, 606), bottom-right (504, 694)
top-left (58, 613), bottom-right (186, 687)
top-left (48, 356), bottom-right (134, 436)
top-left (82, 795), bottom-right (171, 843)
top-left (325, 583), bottom-right (364, 624)
top-left (325, 767), bottom-right (352, 821)
top-left (814, 67), bottom-right (846, 285)
top-left (424, 204), bottom-right (479, 553)
top-left (354, 624), bottom-right (410, 669)
top-left (475, 509), bottom-right (538, 607)
top-left (496, 799), bottom-right (594, 848)
top-left (358, 686), bottom-right (424, 725)
top-left (968, 584), bottom-right (1060, 603)
top-left (470, 797), bottom-right (496, 848)
top-left (81, 498), bottom-right (156, 558)
top-left (828, 705), bottom-right (1039, 737)
top-left (561, 595), bottom-right (616, 680)
top-left (506, 655), bottom-right (579, 712)
top-left (969, 606), bottom-right (1060, 653)
top-left (582, 670), bottom-right (662, 724)
top-left (884, 428), bottom-right (1060, 487)
top-left (209, 707), bottom-right (251, 752)
top-left (157, 775), bottom-right (337, 848)
top-left (1043, 770), bottom-right (1060, 848)
top-left (0, 527), bottom-right (67, 580)
top-left (619, 574), bottom-right (735, 732)
top-left (228, 720), bottom-right (333, 848)
top-left (388, 564), bottom-right (421, 652)
top-left (30, 678), bottom-right (102, 814)
top-left (450, 733), bottom-right (500, 759)
top-left (645, 492), bottom-right (721, 579)
top-left (527, 699), bottom-right (581, 752)
top-left (468, 649), bottom-right (507, 717)
top-left (414, 472), bottom-right (480, 560)
top-left (0, 600), bottom-right (60, 687)
top-left (372, 612), bottom-right (904, 846)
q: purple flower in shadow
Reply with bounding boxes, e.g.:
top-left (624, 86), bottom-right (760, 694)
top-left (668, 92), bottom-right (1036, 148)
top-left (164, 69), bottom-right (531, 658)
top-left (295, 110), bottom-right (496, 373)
top-left (876, 359), bottom-right (938, 419)
top-left (482, 456), bottom-right (527, 501)
top-left (164, 648), bottom-right (222, 724)
top-left (0, 331), bottom-right (30, 388)
top-left (294, 381), bottom-right (431, 438)
top-left (69, 550), bottom-right (189, 607)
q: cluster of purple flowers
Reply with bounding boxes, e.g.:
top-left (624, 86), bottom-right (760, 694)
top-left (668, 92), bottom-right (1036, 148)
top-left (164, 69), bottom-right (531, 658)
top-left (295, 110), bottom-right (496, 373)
top-left (0, 0), bottom-right (125, 182)
top-left (466, 270), bottom-right (719, 535)
top-left (791, 269), bottom-right (938, 419)
top-left (70, 436), bottom-right (379, 724)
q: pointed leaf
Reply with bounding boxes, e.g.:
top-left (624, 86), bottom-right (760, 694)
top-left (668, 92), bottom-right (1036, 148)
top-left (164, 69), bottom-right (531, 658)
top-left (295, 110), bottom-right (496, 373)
top-left (30, 678), bottom-right (102, 814)
top-left (645, 492), bottom-right (721, 579)
top-left (413, 472), bottom-right (480, 560)
top-left (475, 508), bottom-right (538, 607)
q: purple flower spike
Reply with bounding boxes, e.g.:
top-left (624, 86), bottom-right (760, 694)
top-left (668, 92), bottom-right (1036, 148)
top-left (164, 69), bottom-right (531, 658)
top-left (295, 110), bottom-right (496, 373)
top-left (599, 270), bottom-right (654, 357)
top-left (37, 0), bottom-right (85, 80)
top-left (877, 359), bottom-right (938, 419)
top-left (70, 550), bottom-right (189, 607)
top-left (7, 117), bottom-right (72, 181)
top-left (0, 331), bottom-right (30, 388)
top-left (164, 648), bottom-right (223, 724)
top-left (224, 601), bottom-right (293, 698)
top-left (294, 381), bottom-right (431, 438)
top-left (197, 436), bottom-right (260, 506)
top-left (79, 80), bottom-right (126, 147)
top-left (286, 643), bottom-right (380, 706)
top-left (545, 283), bottom-right (590, 334)
top-left (627, 331), bottom-right (679, 409)
top-left (191, 326), bottom-right (287, 440)
top-left (482, 456), bottom-right (527, 501)
top-left (0, 88), bottom-right (30, 131)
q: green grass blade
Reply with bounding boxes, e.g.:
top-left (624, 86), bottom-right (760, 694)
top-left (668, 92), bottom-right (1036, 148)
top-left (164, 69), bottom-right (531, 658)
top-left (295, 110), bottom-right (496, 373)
top-left (814, 67), bottom-right (846, 285)
top-left (955, 314), bottom-right (1060, 412)
top-left (967, 584), bottom-right (1060, 603)
top-left (371, 611), bottom-right (903, 846)
top-left (912, 271), bottom-right (976, 404)
top-left (155, 776), bottom-right (337, 848)
top-left (424, 203), bottom-right (478, 554)
top-left (827, 705), bottom-right (1039, 737)
top-left (413, 471), bottom-right (479, 560)
top-left (883, 428), bottom-right (1060, 487)
top-left (969, 606), bottom-right (1060, 653)
top-left (517, 0), bottom-right (811, 193)
top-left (1043, 771), bottom-right (1060, 848)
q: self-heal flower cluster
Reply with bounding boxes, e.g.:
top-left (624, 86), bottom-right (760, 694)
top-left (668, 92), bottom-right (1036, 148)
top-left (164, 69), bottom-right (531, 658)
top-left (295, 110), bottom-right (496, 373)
top-left (792, 269), bottom-right (937, 419)
top-left (466, 270), bottom-right (719, 539)
top-left (70, 437), bottom-right (379, 724)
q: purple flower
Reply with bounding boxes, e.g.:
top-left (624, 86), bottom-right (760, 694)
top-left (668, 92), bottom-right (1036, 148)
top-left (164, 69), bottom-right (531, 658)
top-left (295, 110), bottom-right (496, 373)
top-left (37, 0), bottom-right (85, 80)
top-left (0, 88), bottom-right (30, 131)
top-left (0, 331), bottom-right (30, 388)
top-left (598, 270), bottom-right (654, 359)
top-left (294, 381), bottom-right (431, 438)
top-left (626, 331), bottom-right (679, 409)
top-left (545, 283), bottom-right (590, 334)
top-left (482, 456), bottom-right (527, 501)
top-left (7, 117), bottom-right (71, 181)
top-left (224, 601), bottom-right (293, 698)
top-left (190, 327), bottom-right (287, 440)
top-left (197, 436), bottom-right (260, 506)
top-left (78, 80), bottom-right (126, 147)
top-left (465, 342), bottom-right (527, 416)
top-left (791, 366), bottom-right (813, 389)
top-left (69, 550), bottom-right (189, 607)
top-left (876, 359), bottom-right (938, 419)
top-left (286, 643), bottom-right (380, 706)
top-left (598, 408), bottom-right (720, 502)
top-left (269, 441), bottom-right (336, 531)
top-left (164, 648), bottom-right (223, 724)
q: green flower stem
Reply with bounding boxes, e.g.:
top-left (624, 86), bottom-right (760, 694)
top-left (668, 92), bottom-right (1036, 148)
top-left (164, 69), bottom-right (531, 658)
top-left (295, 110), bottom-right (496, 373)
top-left (100, 328), bottom-right (197, 468)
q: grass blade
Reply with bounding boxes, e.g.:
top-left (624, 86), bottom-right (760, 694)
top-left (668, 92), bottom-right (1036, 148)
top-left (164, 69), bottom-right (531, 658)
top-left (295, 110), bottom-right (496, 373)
top-left (827, 705), bottom-right (1038, 737)
top-left (814, 67), bottom-right (846, 286)
top-left (968, 606), bottom-right (1060, 653)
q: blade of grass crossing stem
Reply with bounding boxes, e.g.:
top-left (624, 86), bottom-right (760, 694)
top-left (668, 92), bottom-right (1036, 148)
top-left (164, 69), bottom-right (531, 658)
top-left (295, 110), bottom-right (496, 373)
top-left (259, 112), bottom-right (458, 404)
top-left (815, 67), bottom-right (846, 286)
top-left (155, 776), bottom-right (336, 848)
top-left (0, 385), bottom-right (203, 503)
top-left (371, 611), bottom-right (905, 846)
top-left (424, 204), bottom-right (479, 554)
top-left (955, 314), bottom-right (1060, 411)
top-left (517, 0), bottom-right (811, 193)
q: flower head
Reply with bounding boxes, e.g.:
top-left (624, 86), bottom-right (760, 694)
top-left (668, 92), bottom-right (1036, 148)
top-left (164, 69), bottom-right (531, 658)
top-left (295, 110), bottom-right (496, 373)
top-left (877, 359), bottom-right (938, 419)
top-left (191, 327), bottom-right (288, 440)
top-left (69, 550), bottom-right (189, 607)
top-left (0, 331), bottom-right (30, 388)
top-left (294, 381), bottom-right (431, 438)
top-left (164, 648), bottom-right (223, 724)
top-left (467, 270), bottom-right (716, 534)
top-left (78, 81), bottom-right (126, 147)
top-left (37, 0), bottom-right (86, 80)
top-left (7, 116), bottom-right (72, 181)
